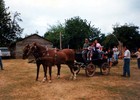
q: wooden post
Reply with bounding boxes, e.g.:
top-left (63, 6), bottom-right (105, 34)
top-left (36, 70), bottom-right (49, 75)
top-left (118, 41), bottom-right (123, 56)
top-left (60, 32), bottom-right (62, 49)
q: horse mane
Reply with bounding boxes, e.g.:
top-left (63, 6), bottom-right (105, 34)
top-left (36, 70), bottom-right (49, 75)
top-left (33, 42), bottom-right (47, 51)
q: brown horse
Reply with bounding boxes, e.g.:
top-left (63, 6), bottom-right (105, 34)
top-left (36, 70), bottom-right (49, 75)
top-left (23, 42), bottom-right (77, 82)
top-left (23, 44), bottom-right (47, 81)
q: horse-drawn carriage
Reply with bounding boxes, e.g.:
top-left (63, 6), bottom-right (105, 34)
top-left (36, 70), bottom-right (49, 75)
top-left (74, 51), bottom-right (110, 77)
top-left (23, 42), bottom-right (111, 82)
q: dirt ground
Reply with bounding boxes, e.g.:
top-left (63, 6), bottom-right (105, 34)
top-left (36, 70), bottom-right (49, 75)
top-left (0, 59), bottom-right (140, 100)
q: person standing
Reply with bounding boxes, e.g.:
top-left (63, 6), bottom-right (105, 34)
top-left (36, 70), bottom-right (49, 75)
top-left (121, 45), bottom-right (131, 77)
top-left (113, 46), bottom-right (118, 61)
top-left (0, 50), bottom-right (4, 70)
top-left (134, 48), bottom-right (140, 69)
top-left (106, 48), bottom-right (113, 68)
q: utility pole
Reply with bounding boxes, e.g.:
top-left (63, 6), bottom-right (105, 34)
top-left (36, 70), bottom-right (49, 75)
top-left (60, 32), bottom-right (62, 49)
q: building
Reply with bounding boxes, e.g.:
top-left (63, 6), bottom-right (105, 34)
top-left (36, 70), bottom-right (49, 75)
top-left (15, 34), bottom-right (53, 58)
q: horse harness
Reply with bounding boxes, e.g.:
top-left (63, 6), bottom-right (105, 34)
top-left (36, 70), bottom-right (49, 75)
top-left (41, 47), bottom-right (58, 64)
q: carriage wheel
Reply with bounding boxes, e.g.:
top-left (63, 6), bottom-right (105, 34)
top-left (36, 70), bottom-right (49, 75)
top-left (112, 60), bottom-right (118, 66)
top-left (101, 62), bottom-right (110, 75)
top-left (73, 62), bottom-right (81, 74)
top-left (85, 63), bottom-right (96, 77)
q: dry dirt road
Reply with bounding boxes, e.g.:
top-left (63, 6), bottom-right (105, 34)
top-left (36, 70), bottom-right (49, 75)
top-left (0, 59), bottom-right (140, 100)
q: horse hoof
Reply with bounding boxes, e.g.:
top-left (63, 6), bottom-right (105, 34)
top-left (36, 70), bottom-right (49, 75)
top-left (48, 80), bottom-right (52, 83)
top-left (73, 77), bottom-right (76, 80)
top-left (42, 77), bottom-right (47, 82)
top-left (42, 81), bottom-right (45, 83)
top-left (36, 78), bottom-right (38, 81)
top-left (42, 80), bottom-right (46, 83)
top-left (57, 75), bottom-right (60, 79)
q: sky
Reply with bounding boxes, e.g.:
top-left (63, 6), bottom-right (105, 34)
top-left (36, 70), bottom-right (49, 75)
top-left (4, 0), bottom-right (140, 37)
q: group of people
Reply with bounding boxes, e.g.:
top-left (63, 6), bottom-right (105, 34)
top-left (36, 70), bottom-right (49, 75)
top-left (81, 38), bottom-right (140, 78)
top-left (82, 38), bottom-right (103, 62)
top-left (82, 38), bottom-right (119, 68)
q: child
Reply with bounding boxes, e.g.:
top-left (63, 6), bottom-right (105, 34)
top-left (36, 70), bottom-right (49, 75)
top-left (87, 42), bottom-right (95, 61)
top-left (106, 48), bottom-right (113, 68)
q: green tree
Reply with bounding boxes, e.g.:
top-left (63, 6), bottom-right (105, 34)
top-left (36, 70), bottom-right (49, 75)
top-left (113, 23), bottom-right (140, 50)
top-left (0, 0), bottom-right (23, 47)
top-left (102, 34), bottom-right (119, 49)
top-left (65, 16), bottom-right (101, 49)
top-left (44, 16), bottom-right (102, 49)
top-left (44, 22), bottom-right (65, 48)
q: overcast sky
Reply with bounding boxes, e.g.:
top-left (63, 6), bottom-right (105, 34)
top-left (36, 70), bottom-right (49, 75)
top-left (4, 0), bottom-right (140, 37)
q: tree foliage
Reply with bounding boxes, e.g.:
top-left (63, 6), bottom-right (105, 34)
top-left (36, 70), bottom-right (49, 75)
top-left (112, 23), bottom-right (140, 50)
top-left (65, 16), bottom-right (102, 49)
top-left (44, 16), bottom-right (102, 49)
top-left (65, 17), bottom-right (89, 49)
top-left (44, 19), bottom-right (140, 51)
top-left (44, 22), bottom-right (65, 48)
top-left (0, 0), bottom-right (23, 47)
top-left (102, 34), bottom-right (119, 49)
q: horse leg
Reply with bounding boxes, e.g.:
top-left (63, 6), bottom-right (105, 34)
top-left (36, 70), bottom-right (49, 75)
top-left (42, 65), bottom-right (47, 82)
top-left (48, 66), bottom-right (52, 83)
top-left (72, 65), bottom-right (77, 80)
top-left (36, 63), bottom-right (40, 81)
top-left (68, 64), bottom-right (77, 80)
top-left (56, 64), bottom-right (61, 78)
top-left (100, 67), bottom-right (103, 75)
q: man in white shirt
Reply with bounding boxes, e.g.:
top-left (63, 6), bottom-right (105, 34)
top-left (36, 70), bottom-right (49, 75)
top-left (121, 45), bottom-right (131, 77)
top-left (0, 50), bottom-right (4, 70)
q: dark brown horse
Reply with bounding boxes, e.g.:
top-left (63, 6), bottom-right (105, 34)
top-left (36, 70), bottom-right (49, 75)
top-left (23, 44), bottom-right (47, 82)
top-left (23, 42), bottom-right (77, 82)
